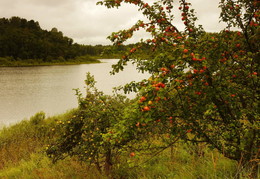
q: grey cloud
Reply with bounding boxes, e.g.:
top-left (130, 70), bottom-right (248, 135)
top-left (0, 0), bottom-right (226, 45)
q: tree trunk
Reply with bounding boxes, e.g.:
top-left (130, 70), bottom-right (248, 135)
top-left (104, 148), bottom-right (113, 177)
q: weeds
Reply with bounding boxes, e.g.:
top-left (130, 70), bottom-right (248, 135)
top-left (0, 111), bottom-right (257, 178)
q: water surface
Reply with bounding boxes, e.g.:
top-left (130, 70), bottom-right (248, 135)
top-left (0, 59), bottom-right (149, 126)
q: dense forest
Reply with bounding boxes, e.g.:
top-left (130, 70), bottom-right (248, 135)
top-left (0, 16), bottom-right (128, 65)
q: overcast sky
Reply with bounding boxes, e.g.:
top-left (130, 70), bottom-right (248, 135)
top-left (0, 0), bottom-right (227, 45)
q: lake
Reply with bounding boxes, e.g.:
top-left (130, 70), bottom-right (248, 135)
top-left (0, 59), bottom-right (150, 126)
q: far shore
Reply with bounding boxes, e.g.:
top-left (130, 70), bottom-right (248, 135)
top-left (0, 55), bottom-right (123, 67)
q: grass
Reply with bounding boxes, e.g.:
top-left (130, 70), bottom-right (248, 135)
top-left (0, 154), bottom-right (104, 179)
top-left (112, 143), bottom-right (239, 179)
top-left (0, 55), bottom-right (101, 67)
top-left (0, 111), bottom-right (257, 178)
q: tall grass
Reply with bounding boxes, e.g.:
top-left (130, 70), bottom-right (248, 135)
top-left (0, 111), bottom-right (66, 170)
top-left (111, 143), bottom-right (240, 179)
top-left (0, 110), bottom-right (107, 179)
top-left (0, 154), bottom-right (105, 179)
top-left (0, 111), bottom-right (256, 178)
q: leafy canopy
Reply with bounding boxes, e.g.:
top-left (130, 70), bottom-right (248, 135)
top-left (98, 0), bottom-right (259, 166)
top-left (47, 0), bottom-right (259, 176)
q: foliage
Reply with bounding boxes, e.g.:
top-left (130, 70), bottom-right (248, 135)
top-left (0, 129), bottom-right (243, 179)
top-left (0, 102), bottom-right (255, 178)
top-left (0, 17), bottom-right (106, 63)
top-left (0, 16), bottom-right (152, 66)
top-left (96, 0), bottom-right (259, 177)
top-left (0, 113), bottom-right (44, 169)
top-left (0, 111), bottom-right (106, 179)
top-left (46, 73), bottom-right (131, 175)
top-left (44, 0), bottom-right (259, 177)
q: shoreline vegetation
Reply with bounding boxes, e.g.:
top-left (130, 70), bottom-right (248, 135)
top-left (0, 56), bottom-right (101, 67)
top-left (0, 111), bottom-right (245, 178)
top-left (0, 53), bottom-right (130, 67)
top-left (0, 54), bottom-right (129, 67)
top-left (0, 55), bottom-right (125, 67)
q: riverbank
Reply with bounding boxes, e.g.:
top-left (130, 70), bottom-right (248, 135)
top-left (0, 55), bottom-right (101, 67)
top-left (0, 110), bottom-right (244, 178)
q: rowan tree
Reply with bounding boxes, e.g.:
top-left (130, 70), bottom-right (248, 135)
top-left (98, 0), bottom-right (259, 177)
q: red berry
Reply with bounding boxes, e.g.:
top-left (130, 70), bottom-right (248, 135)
top-left (143, 106), bottom-right (151, 111)
top-left (140, 96), bottom-right (146, 102)
top-left (130, 152), bottom-right (135, 157)
top-left (183, 49), bottom-right (188, 53)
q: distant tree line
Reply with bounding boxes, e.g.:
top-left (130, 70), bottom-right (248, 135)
top-left (0, 17), bottom-right (109, 62)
